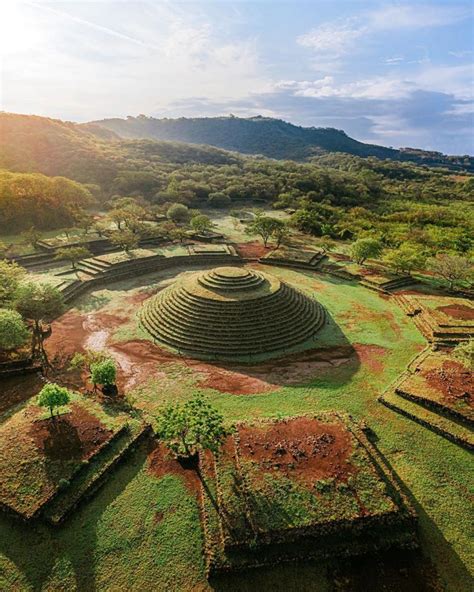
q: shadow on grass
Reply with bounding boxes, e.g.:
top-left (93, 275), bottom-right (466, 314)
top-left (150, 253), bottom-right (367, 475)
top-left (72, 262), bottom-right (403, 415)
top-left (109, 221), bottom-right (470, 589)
top-left (374, 448), bottom-right (472, 591)
top-left (0, 442), bottom-right (147, 592)
top-left (193, 308), bottom-right (360, 388)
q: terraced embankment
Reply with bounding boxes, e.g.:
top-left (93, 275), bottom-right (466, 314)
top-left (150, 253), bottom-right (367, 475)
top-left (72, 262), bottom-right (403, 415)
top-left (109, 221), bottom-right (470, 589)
top-left (140, 266), bottom-right (325, 360)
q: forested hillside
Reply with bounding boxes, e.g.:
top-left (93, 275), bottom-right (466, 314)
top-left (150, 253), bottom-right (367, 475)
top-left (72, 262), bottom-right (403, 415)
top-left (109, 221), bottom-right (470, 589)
top-left (0, 112), bottom-right (472, 258)
top-left (88, 115), bottom-right (474, 171)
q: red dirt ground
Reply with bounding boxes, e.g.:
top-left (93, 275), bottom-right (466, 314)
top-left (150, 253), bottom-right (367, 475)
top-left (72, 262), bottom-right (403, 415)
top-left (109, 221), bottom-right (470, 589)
top-left (352, 343), bottom-right (387, 373)
top-left (235, 241), bottom-right (271, 259)
top-left (237, 417), bottom-right (354, 486)
top-left (437, 304), bottom-right (474, 321)
top-left (147, 441), bottom-right (201, 495)
top-left (424, 360), bottom-right (473, 405)
top-left (29, 403), bottom-right (113, 461)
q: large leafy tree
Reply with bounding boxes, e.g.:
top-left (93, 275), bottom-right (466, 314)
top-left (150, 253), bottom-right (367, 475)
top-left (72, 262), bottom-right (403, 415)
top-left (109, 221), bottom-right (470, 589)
top-left (15, 283), bottom-right (65, 360)
top-left (109, 230), bottom-right (139, 253)
top-left (246, 215), bottom-right (284, 247)
top-left (167, 203), bottom-right (190, 224)
top-left (37, 383), bottom-right (71, 419)
top-left (191, 214), bottom-right (213, 234)
top-left (156, 394), bottom-right (229, 458)
top-left (429, 254), bottom-right (473, 290)
top-left (0, 260), bottom-right (25, 307)
top-left (350, 238), bottom-right (383, 265)
top-left (54, 246), bottom-right (92, 269)
top-left (0, 309), bottom-right (29, 352)
top-left (383, 243), bottom-right (426, 276)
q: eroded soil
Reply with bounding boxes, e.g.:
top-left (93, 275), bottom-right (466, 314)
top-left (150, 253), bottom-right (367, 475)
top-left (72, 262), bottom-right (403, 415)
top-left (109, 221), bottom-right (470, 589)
top-left (424, 360), bottom-right (473, 405)
top-left (29, 403), bottom-right (113, 461)
top-left (237, 416), bottom-right (354, 485)
top-left (147, 440), bottom-right (201, 495)
top-left (437, 304), bottom-right (474, 321)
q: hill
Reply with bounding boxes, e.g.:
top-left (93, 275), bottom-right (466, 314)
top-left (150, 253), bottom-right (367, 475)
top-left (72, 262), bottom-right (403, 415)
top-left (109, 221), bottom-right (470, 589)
top-left (87, 115), bottom-right (474, 171)
top-left (0, 113), bottom-right (241, 187)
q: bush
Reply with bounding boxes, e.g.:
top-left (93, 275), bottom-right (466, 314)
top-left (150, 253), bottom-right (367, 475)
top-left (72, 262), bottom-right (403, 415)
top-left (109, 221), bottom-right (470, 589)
top-left (167, 203), bottom-right (190, 224)
top-left (207, 192), bottom-right (231, 208)
top-left (0, 309), bottom-right (29, 351)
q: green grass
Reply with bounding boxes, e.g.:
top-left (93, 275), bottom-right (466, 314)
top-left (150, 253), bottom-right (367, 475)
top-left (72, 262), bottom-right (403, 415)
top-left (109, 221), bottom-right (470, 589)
top-left (0, 264), bottom-right (472, 590)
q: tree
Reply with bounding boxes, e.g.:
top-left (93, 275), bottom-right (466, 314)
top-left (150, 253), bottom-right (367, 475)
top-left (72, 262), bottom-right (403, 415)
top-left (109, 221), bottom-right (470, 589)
top-left (207, 192), bottom-right (231, 208)
top-left (74, 211), bottom-right (94, 235)
top-left (318, 236), bottom-right (336, 254)
top-left (109, 230), bottom-right (139, 253)
top-left (54, 246), bottom-right (92, 269)
top-left (246, 216), bottom-right (282, 247)
top-left (190, 214), bottom-right (213, 234)
top-left (0, 309), bottom-right (29, 352)
top-left (90, 358), bottom-right (117, 392)
top-left (273, 220), bottom-right (290, 248)
top-left (350, 238), bottom-right (383, 265)
top-left (383, 243), bottom-right (426, 276)
top-left (37, 383), bottom-right (71, 419)
top-left (15, 282), bottom-right (65, 360)
top-left (167, 203), bottom-right (190, 224)
top-left (0, 260), bottom-right (25, 307)
top-left (156, 394), bottom-right (229, 459)
top-left (21, 226), bottom-right (42, 250)
top-left (169, 227), bottom-right (189, 244)
top-left (429, 254), bottom-right (473, 290)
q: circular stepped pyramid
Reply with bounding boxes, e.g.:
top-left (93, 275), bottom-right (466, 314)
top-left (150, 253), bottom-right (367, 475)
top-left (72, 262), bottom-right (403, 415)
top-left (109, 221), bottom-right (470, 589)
top-left (140, 267), bottom-right (325, 361)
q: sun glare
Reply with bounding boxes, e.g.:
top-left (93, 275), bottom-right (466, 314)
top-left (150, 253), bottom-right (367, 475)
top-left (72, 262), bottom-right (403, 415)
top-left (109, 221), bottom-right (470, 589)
top-left (0, 2), bottom-right (38, 56)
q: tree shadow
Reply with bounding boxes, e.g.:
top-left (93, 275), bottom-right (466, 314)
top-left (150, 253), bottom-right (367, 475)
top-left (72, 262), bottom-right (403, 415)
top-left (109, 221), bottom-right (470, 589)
top-left (373, 448), bottom-right (472, 591)
top-left (0, 440), bottom-right (147, 592)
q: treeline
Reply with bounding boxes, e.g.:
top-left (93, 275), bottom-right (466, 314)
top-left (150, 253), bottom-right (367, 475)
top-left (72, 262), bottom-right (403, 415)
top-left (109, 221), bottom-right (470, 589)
top-left (87, 114), bottom-right (474, 171)
top-left (0, 170), bottom-right (92, 232)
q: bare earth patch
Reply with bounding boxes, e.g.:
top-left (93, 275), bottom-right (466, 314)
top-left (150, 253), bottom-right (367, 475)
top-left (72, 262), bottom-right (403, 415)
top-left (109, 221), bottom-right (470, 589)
top-left (237, 416), bottom-right (354, 486)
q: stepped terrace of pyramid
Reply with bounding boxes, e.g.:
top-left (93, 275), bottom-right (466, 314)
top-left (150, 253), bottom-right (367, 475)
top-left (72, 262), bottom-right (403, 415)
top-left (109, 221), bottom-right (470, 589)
top-left (140, 266), bottom-right (325, 360)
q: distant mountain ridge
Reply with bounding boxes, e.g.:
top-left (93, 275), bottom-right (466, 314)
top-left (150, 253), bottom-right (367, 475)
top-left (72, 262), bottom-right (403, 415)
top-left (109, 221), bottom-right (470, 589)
top-left (87, 115), bottom-right (474, 171)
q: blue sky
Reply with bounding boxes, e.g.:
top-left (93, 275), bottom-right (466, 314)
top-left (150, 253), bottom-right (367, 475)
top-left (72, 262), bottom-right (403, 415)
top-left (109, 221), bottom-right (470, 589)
top-left (1, 1), bottom-right (473, 153)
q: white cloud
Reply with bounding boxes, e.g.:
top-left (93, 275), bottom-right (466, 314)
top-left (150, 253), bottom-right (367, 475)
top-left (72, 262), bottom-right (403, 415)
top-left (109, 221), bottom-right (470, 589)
top-left (297, 4), bottom-right (470, 58)
top-left (297, 20), bottom-right (363, 55)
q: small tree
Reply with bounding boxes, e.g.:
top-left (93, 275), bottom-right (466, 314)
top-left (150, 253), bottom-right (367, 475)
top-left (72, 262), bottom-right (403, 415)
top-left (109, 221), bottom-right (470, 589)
top-left (156, 394), bottom-right (229, 459)
top-left (383, 244), bottom-right (426, 276)
top-left (74, 211), bottom-right (94, 235)
top-left (109, 230), bottom-right (139, 253)
top-left (273, 220), bottom-right (290, 248)
top-left (429, 254), bottom-right (473, 291)
top-left (21, 226), bottom-right (42, 251)
top-left (318, 236), bottom-right (336, 254)
top-left (350, 238), bottom-right (383, 265)
top-left (0, 260), bottom-right (25, 307)
top-left (167, 203), bottom-right (190, 224)
top-left (0, 309), bottom-right (29, 352)
top-left (38, 383), bottom-right (71, 419)
top-left (54, 246), bottom-right (92, 269)
top-left (191, 214), bottom-right (213, 234)
top-left (15, 283), bottom-right (65, 361)
top-left (90, 358), bottom-right (117, 392)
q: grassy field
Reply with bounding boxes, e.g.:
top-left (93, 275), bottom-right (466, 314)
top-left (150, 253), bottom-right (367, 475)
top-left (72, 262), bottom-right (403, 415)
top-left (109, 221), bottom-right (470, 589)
top-left (0, 264), bottom-right (472, 591)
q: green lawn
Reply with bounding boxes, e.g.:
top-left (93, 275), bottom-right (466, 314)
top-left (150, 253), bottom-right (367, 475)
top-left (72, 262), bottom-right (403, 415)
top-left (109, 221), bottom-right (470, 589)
top-left (0, 265), bottom-right (472, 591)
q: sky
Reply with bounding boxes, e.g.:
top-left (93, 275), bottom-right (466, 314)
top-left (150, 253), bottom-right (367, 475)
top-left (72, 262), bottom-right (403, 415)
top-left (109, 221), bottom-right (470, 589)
top-left (0, 0), bottom-right (473, 154)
